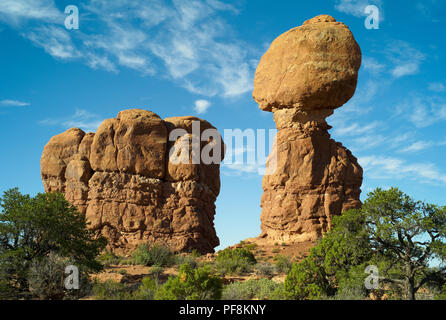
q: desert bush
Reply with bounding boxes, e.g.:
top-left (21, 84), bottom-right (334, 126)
top-left (98, 251), bottom-right (123, 267)
top-left (216, 248), bottom-right (257, 275)
top-left (222, 279), bottom-right (285, 300)
top-left (189, 249), bottom-right (202, 258)
top-left (245, 243), bottom-right (258, 251)
top-left (28, 252), bottom-right (92, 300)
top-left (255, 262), bottom-right (275, 277)
top-left (132, 277), bottom-right (159, 300)
top-left (155, 263), bottom-right (223, 300)
top-left (92, 280), bottom-right (133, 300)
top-left (274, 255), bottom-right (293, 274)
top-left (148, 266), bottom-right (164, 278)
top-left (174, 254), bottom-right (198, 268)
top-left (131, 243), bottom-right (174, 267)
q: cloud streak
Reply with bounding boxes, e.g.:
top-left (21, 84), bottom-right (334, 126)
top-left (0, 0), bottom-right (254, 98)
top-left (0, 99), bottom-right (30, 107)
top-left (39, 109), bottom-right (103, 132)
top-left (359, 155), bottom-right (446, 185)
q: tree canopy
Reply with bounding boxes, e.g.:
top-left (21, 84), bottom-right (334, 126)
top-left (285, 187), bottom-right (446, 300)
top-left (0, 188), bottom-right (107, 299)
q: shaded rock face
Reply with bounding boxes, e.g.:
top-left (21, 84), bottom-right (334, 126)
top-left (41, 109), bottom-right (224, 254)
top-left (254, 15), bottom-right (363, 242)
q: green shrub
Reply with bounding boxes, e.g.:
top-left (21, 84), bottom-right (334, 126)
top-left (274, 255), bottom-right (292, 274)
top-left (155, 263), bottom-right (223, 300)
top-left (28, 252), bottom-right (92, 300)
top-left (92, 280), bottom-right (133, 300)
top-left (189, 249), bottom-right (202, 258)
top-left (255, 262), bottom-right (275, 277)
top-left (131, 243), bottom-right (174, 267)
top-left (222, 279), bottom-right (285, 300)
top-left (174, 254), bottom-right (198, 268)
top-left (272, 248), bottom-right (280, 254)
top-left (118, 269), bottom-right (127, 275)
top-left (435, 285), bottom-right (446, 300)
top-left (284, 259), bottom-right (328, 300)
top-left (245, 243), bottom-right (258, 251)
top-left (148, 266), bottom-right (164, 278)
top-left (216, 248), bottom-right (257, 275)
top-left (133, 277), bottom-right (159, 300)
top-left (98, 251), bottom-right (122, 267)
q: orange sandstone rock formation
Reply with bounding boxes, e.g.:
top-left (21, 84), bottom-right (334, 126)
top-left (254, 15), bottom-right (363, 243)
top-left (41, 109), bottom-right (224, 254)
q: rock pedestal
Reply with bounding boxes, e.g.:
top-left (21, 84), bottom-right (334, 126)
top-left (253, 15), bottom-right (363, 242)
top-left (41, 109), bottom-right (224, 254)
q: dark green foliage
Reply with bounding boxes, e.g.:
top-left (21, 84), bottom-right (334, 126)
top-left (274, 255), bottom-right (292, 274)
top-left (0, 188), bottom-right (107, 299)
top-left (222, 278), bottom-right (285, 300)
top-left (28, 252), bottom-right (92, 300)
top-left (132, 276), bottom-right (159, 300)
top-left (131, 243), bottom-right (174, 267)
top-left (435, 284), bottom-right (446, 300)
top-left (216, 247), bottom-right (257, 275)
top-left (174, 254), bottom-right (198, 268)
top-left (284, 188), bottom-right (446, 300)
top-left (155, 263), bottom-right (223, 300)
top-left (284, 208), bottom-right (372, 300)
top-left (255, 262), bottom-right (275, 277)
top-left (98, 251), bottom-right (123, 267)
top-left (92, 280), bottom-right (133, 300)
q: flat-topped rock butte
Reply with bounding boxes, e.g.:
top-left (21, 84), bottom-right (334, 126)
top-left (253, 14), bottom-right (363, 244)
top-left (41, 109), bottom-right (224, 254)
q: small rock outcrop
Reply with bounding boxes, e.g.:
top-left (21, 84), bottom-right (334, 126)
top-left (254, 15), bottom-right (363, 242)
top-left (41, 109), bottom-right (224, 254)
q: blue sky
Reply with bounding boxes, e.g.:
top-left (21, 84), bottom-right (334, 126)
top-left (1, 0), bottom-right (445, 249)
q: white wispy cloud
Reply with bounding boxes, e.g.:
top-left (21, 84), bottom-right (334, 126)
top-left (0, 99), bottom-right (30, 107)
top-left (0, 0), bottom-right (254, 98)
top-left (194, 99), bottom-right (211, 114)
top-left (359, 155), bottom-right (446, 185)
top-left (334, 121), bottom-right (381, 137)
top-left (401, 96), bottom-right (446, 128)
top-left (386, 41), bottom-right (425, 78)
top-left (362, 57), bottom-right (385, 75)
top-left (0, 0), bottom-right (63, 24)
top-left (39, 109), bottom-right (102, 132)
top-left (25, 25), bottom-right (79, 59)
top-left (428, 82), bottom-right (446, 92)
top-left (334, 0), bottom-right (383, 18)
top-left (400, 141), bottom-right (433, 153)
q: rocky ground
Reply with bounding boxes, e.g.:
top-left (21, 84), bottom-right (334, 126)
top-left (85, 239), bottom-right (314, 300)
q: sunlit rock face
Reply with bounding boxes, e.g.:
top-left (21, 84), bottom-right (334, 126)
top-left (41, 109), bottom-right (224, 254)
top-left (254, 15), bottom-right (363, 243)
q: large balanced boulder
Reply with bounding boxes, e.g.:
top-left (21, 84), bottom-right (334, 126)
top-left (41, 109), bottom-right (224, 254)
top-left (254, 15), bottom-right (363, 243)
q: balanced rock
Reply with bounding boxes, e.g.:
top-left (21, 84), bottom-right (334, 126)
top-left (254, 15), bottom-right (363, 242)
top-left (41, 109), bottom-right (224, 254)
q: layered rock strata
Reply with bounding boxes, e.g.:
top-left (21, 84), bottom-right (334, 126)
top-left (253, 15), bottom-right (363, 242)
top-left (41, 109), bottom-right (224, 254)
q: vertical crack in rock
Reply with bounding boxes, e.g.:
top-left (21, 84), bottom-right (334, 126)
top-left (253, 15), bottom-right (363, 243)
top-left (41, 109), bottom-right (224, 254)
